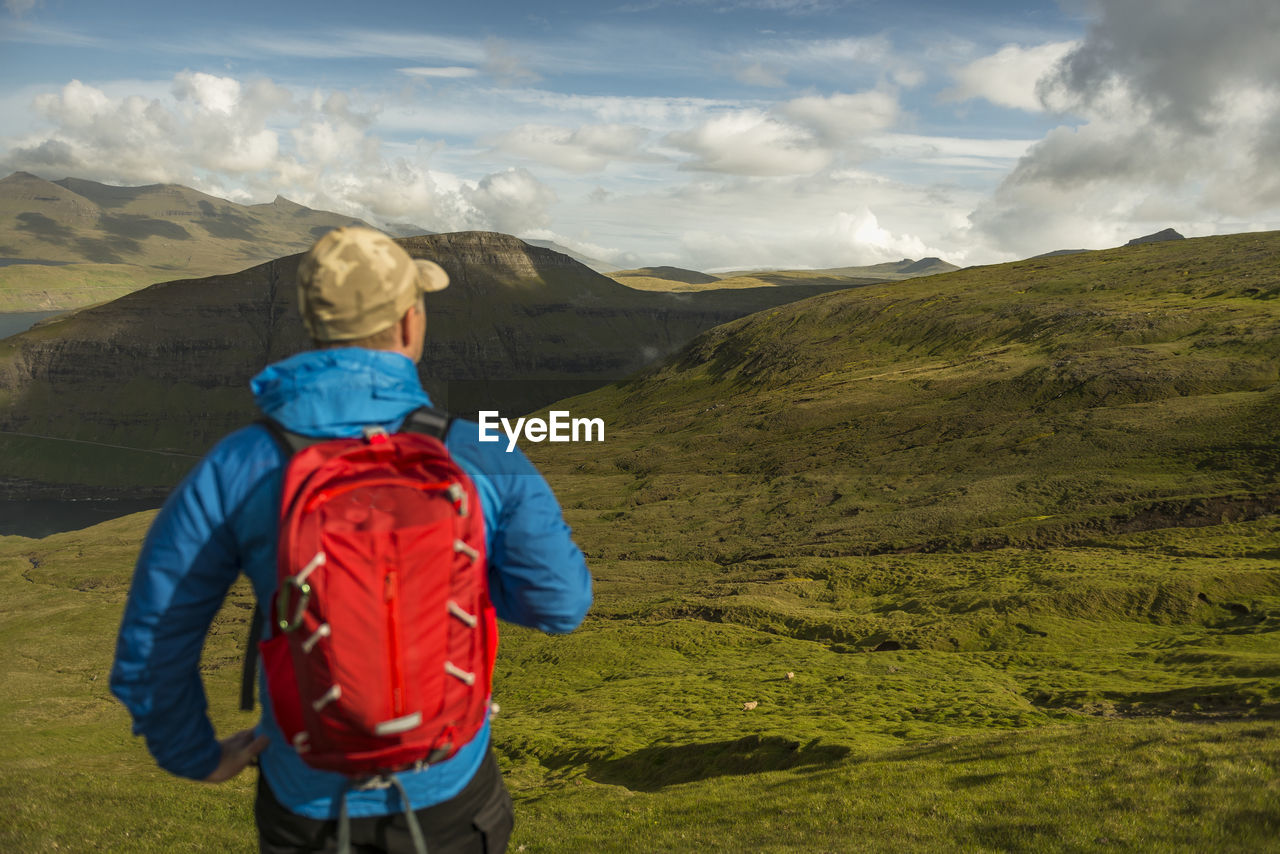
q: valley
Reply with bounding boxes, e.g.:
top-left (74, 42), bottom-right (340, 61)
top-left (1, 228), bottom-right (1277, 852)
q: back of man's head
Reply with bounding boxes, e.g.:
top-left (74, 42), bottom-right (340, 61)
top-left (297, 226), bottom-right (449, 347)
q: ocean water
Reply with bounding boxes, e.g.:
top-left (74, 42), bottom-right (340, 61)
top-left (0, 498), bottom-right (160, 538)
top-left (0, 311), bottom-right (65, 340)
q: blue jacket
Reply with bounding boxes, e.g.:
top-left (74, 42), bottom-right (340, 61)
top-left (110, 348), bottom-right (592, 818)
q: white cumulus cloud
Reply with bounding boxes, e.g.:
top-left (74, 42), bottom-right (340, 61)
top-left (971, 0), bottom-right (1280, 257)
top-left (782, 90), bottom-right (899, 142)
top-left (668, 111), bottom-right (831, 176)
top-left (942, 41), bottom-right (1076, 112)
top-left (462, 168), bottom-right (557, 234)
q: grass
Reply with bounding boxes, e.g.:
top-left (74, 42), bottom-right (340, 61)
top-left (611, 268), bottom-right (889, 292)
top-left (1, 516), bottom-right (1277, 851)
top-left (2, 232), bottom-right (1279, 851)
top-left (0, 263), bottom-right (165, 311)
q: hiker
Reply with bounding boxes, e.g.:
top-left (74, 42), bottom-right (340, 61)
top-left (110, 226), bottom-right (593, 853)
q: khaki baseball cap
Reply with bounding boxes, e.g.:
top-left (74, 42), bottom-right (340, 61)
top-left (297, 226), bottom-right (449, 342)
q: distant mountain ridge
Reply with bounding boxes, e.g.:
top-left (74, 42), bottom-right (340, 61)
top-left (612, 257), bottom-right (960, 293)
top-left (0, 171), bottom-right (373, 310)
top-left (0, 171), bottom-right (370, 264)
top-left (1032, 227), bottom-right (1189, 260)
top-left (718, 256), bottom-right (960, 281)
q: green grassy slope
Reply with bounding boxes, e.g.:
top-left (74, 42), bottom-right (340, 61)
top-left (539, 231), bottom-right (1280, 560)
top-left (613, 258), bottom-right (959, 293)
top-left (3, 515), bottom-right (1277, 852)
top-left (714, 257), bottom-right (961, 284)
top-left (2, 232), bottom-right (1278, 852)
top-left (610, 266), bottom-right (722, 290)
top-left (0, 263), bottom-right (164, 311)
top-left (616, 268), bottom-right (891, 292)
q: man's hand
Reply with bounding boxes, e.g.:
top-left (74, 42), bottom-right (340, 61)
top-left (204, 728), bottom-right (270, 783)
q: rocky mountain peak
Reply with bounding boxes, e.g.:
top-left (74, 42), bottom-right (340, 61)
top-left (1126, 228), bottom-right (1185, 246)
top-left (396, 231), bottom-right (613, 295)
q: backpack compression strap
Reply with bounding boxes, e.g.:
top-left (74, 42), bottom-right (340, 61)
top-left (237, 406), bottom-right (454, 712)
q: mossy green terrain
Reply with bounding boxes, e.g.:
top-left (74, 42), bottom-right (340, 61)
top-left (0, 263), bottom-right (167, 311)
top-left (2, 231), bottom-right (1279, 851)
top-left (611, 267), bottom-right (891, 293)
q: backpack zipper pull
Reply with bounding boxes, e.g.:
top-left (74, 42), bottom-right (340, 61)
top-left (362, 425), bottom-right (390, 445)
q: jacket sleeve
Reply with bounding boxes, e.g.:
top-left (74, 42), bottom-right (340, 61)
top-left (476, 449), bottom-right (593, 634)
top-left (109, 440), bottom-right (249, 780)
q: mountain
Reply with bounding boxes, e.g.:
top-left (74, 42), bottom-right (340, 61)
top-left (486, 232), bottom-right (1277, 852)
top-left (0, 172), bottom-right (371, 310)
top-left (4, 231), bottom-right (1279, 852)
top-left (609, 266), bottom-right (721, 290)
top-left (1126, 227), bottom-right (1185, 246)
top-left (506, 229), bottom-right (1280, 787)
top-left (0, 231), bottom-right (856, 497)
top-left (612, 258), bottom-right (960, 295)
top-left (897, 256), bottom-right (955, 275)
top-left (715, 256), bottom-right (960, 283)
top-left (536, 230), bottom-right (1280, 562)
top-left (524, 239), bottom-right (621, 273)
top-left (1030, 248), bottom-right (1090, 259)
top-left (382, 222), bottom-right (435, 238)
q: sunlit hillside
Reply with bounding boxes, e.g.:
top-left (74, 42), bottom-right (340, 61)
top-left (3, 232), bottom-right (1278, 852)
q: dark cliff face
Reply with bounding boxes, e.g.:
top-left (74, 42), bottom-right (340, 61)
top-left (0, 231), bottom-right (851, 494)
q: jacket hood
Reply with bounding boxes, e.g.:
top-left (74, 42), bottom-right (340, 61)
top-left (250, 348), bottom-right (431, 438)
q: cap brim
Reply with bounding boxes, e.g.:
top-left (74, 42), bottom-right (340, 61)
top-left (414, 259), bottom-right (450, 293)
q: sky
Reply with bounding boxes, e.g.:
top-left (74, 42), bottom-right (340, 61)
top-left (2, 0), bottom-right (1279, 270)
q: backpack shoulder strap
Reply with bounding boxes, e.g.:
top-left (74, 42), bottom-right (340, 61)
top-left (399, 405), bottom-right (454, 440)
top-left (239, 611), bottom-right (264, 712)
top-left (255, 417), bottom-right (327, 457)
top-left (240, 418), bottom-right (328, 712)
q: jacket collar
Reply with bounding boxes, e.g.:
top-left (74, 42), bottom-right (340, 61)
top-left (250, 348), bottom-right (432, 438)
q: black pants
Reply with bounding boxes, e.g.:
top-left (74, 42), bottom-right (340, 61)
top-left (256, 749), bottom-right (514, 854)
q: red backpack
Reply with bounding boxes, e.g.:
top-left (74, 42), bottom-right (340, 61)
top-left (244, 407), bottom-right (498, 778)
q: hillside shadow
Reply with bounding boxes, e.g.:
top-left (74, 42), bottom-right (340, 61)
top-left (196, 200), bottom-right (260, 240)
top-left (546, 735), bottom-right (851, 792)
top-left (99, 213), bottom-right (191, 241)
top-left (15, 211), bottom-right (73, 242)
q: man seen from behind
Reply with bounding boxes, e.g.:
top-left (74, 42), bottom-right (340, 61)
top-left (110, 226), bottom-right (593, 853)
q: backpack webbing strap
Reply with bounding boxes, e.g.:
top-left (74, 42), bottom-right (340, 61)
top-left (237, 408), bottom-right (454, 713)
top-left (338, 776), bottom-right (429, 854)
top-left (400, 405), bottom-right (454, 440)
top-left (239, 419), bottom-right (320, 713)
top-left (239, 611), bottom-right (264, 713)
